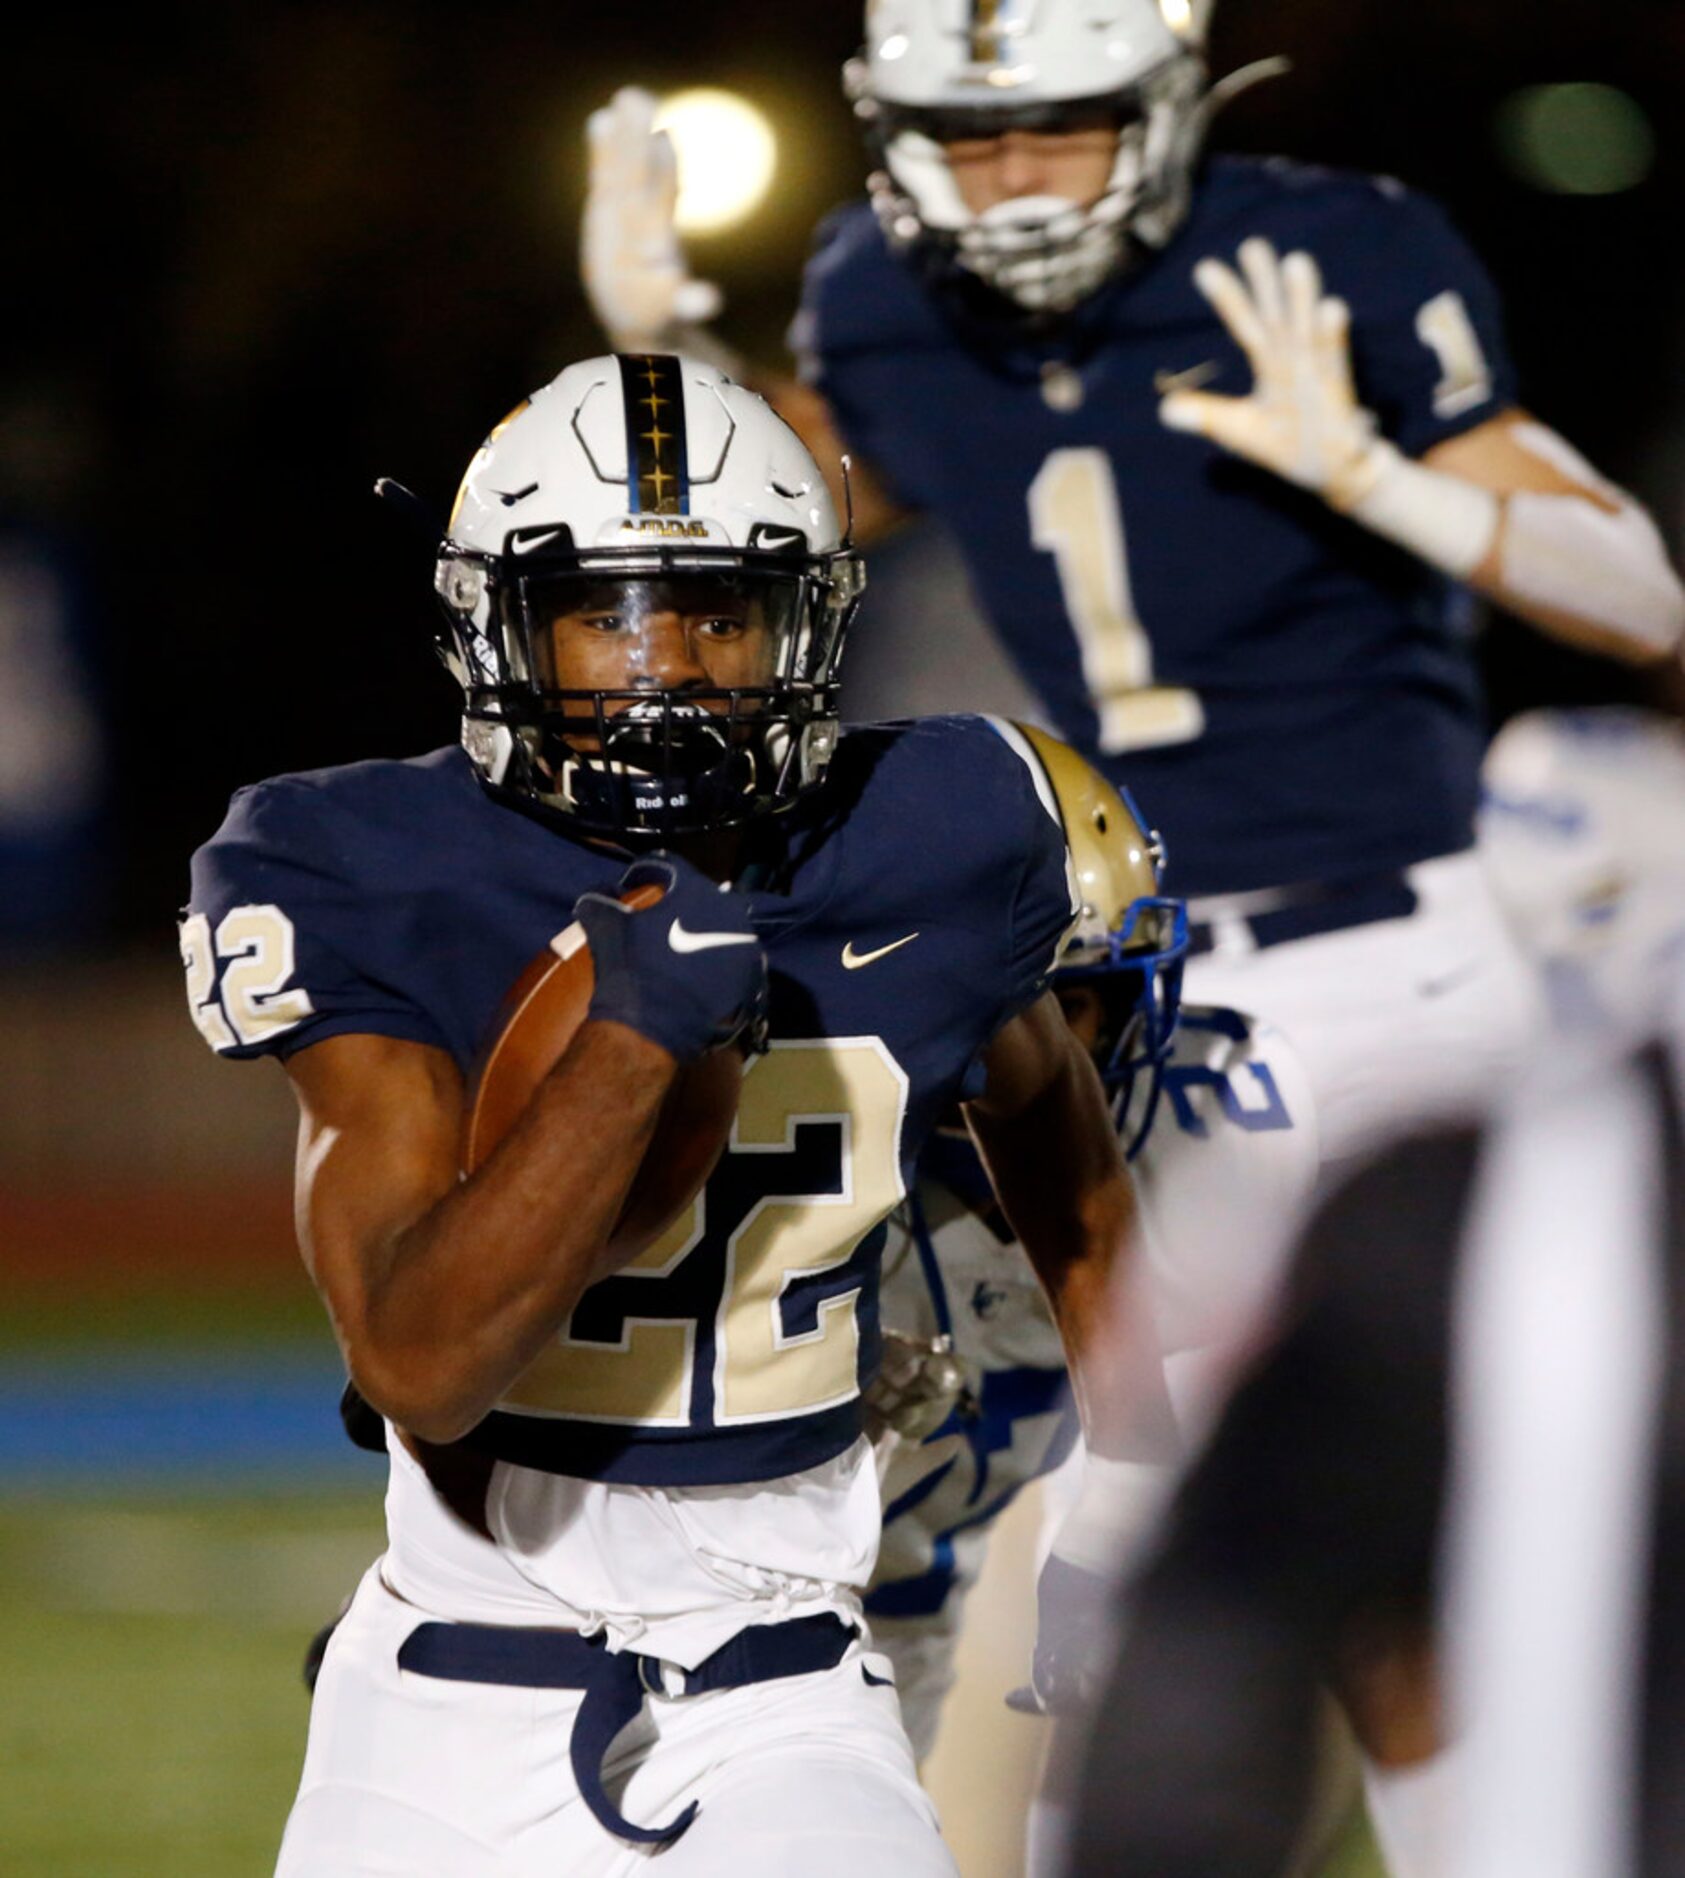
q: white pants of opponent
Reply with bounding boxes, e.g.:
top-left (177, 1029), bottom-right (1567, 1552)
top-left (277, 1566), bottom-right (956, 1878)
top-left (1183, 848), bottom-right (1542, 1180)
top-left (1176, 847), bottom-right (1542, 1878)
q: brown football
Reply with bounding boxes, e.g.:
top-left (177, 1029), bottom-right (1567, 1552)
top-left (461, 882), bottom-right (741, 1269)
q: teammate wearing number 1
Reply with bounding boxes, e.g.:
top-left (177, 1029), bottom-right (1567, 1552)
top-left (180, 354), bottom-right (1154, 1875)
top-left (581, 0), bottom-right (1685, 1181)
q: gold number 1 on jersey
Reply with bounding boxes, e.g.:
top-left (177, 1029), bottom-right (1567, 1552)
top-left (1029, 448), bottom-right (1205, 756)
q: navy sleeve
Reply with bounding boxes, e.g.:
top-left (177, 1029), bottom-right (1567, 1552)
top-left (183, 779), bottom-right (450, 1062)
top-left (985, 720), bottom-right (1081, 1026)
top-left (1333, 180), bottom-right (1518, 459)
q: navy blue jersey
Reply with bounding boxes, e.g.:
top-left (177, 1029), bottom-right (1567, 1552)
top-left (182, 718), bottom-right (1076, 1488)
top-left (799, 157), bottom-right (1517, 897)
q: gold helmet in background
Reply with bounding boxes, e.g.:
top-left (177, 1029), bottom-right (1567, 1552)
top-left (1016, 723), bottom-right (1188, 1155)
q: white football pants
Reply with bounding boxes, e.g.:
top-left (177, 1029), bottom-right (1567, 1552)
top-left (1182, 849), bottom-right (1542, 1878)
top-left (1183, 849), bottom-right (1542, 1181)
top-left (276, 1566), bottom-right (956, 1878)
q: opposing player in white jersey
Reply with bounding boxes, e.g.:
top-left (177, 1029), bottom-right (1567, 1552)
top-left (1481, 703), bottom-right (1685, 1044)
top-left (180, 357), bottom-right (1149, 1876)
top-left (864, 728), bottom-right (1318, 1758)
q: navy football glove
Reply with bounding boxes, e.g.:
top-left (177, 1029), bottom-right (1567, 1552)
top-left (1008, 1453), bottom-right (1151, 1717)
top-left (575, 855), bottom-right (767, 1064)
top-left (1008, 1551), bottom-right (1120, 1718)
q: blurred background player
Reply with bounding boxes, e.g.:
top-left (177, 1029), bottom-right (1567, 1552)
top-left (1481, 701), bottom-right (1685, 1044)
top-left (9, 8), bottom-right (1685, 1873)
top-left (580, 1), bottom-right (1685, 1187)
top-left (182, 354), bottom-right (1150, 1876)
top-left (866, 725), bottom-right (1318, 1763)
top-left (1030, 706), bottom-right (1685, 1876)
top-left (1063, 958), bottom-right (1685, 1878)
top-left (580, 11), bottom-right (1685, 1867)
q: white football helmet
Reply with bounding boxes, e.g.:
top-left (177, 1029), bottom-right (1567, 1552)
top-left (434, 354), bottom-right (865, 839)
top-left (847, 0), bottom-right (1217, 313)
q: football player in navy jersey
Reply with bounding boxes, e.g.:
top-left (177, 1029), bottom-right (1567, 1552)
top-left (580, 13), bottom-right (1682, 1866)
top-left (864, 728), bottom-right (1318, 1765)
top-left (581, 0), bottom-right (1685, 1194)
top-left (181, 353), bottom-right (1160, 1876)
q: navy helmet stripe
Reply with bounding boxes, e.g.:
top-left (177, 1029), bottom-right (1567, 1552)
top-left (619, 354), bottom-right (689, 517)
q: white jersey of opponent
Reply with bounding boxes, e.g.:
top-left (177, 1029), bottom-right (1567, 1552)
top-left (1480, 706), bottom-right (1685, 1045)
top-left (865, 1004), bottom-right (1318, 1756)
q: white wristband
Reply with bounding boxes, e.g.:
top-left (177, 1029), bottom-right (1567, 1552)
top-left (1335, 438), bottom-right (1500, 581)
top-left (1052, 1453), bottom-right (1167, 1577)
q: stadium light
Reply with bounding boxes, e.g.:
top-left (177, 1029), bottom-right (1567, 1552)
top-left (1494, 83), bottom-right (1656, 196)
top-left (655, 88), bottom-right (778, 236)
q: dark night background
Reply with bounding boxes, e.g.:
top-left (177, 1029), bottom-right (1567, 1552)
top-left (2, 14), bottom-right (1682, 1866)
top-left (9, 0), bottom-right (1684, 947)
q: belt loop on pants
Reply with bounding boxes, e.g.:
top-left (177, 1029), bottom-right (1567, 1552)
top-left (395, 1610), bottom-right (857, 1847)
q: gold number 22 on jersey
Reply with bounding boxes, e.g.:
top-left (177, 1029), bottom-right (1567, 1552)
top-left (180, 905), bottom-right (316, 1050)
top-left (1029, 447), bottom-right (1205, 756)
top-left (503, 1038), bottom-right (908, 1428)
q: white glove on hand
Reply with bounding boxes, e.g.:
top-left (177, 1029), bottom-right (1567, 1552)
top-left (582, 87), bottom-right (724, 351)
top-left (1160, 237), bottom-right (1387, 513)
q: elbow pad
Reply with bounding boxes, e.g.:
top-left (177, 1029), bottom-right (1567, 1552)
top-left (1493, 421), bottom-right (1684, 655)
top-left (1501, 482), bottom-right (1685, 657)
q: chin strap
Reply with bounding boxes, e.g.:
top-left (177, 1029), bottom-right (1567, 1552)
top-left (1199, 55), bottom-right (1293, 123)
top-left (838, 455), bottom-right (857, 547)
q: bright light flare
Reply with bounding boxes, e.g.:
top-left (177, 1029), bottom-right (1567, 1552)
top-left (655, 89), bottom-right (778, 236)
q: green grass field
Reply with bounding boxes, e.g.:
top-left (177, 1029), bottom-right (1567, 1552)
top-left (0, 1489), bottom-right (1384, 1877)
top-left (0, 1495), bottom-right (381, 1877)
top-left (0, 1280), bottom-right (1380, 1878)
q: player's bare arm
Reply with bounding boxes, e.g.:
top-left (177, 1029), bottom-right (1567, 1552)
top-left (968, 984), bottom-right (1184, 1720)
top-left (965, 990), bottom-right (1168, 1464)
top-left (283, 840), bottom-right (765, 1446)
top-left (285, 1018), bottom-right (676, 1444)
top-left (1161, 237), bottom-right (1685, 668)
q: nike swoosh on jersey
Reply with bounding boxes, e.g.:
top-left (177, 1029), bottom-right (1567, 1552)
top-left (1153, 359), bottom-right (1221, 396)
top-left (840, 933), bottom-right (919, 970)
top-left (667, 918), bottom-right (759, 954)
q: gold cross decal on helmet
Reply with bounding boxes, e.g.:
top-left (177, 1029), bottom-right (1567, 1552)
top-left (620, 354), bottom-right (688, 516)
